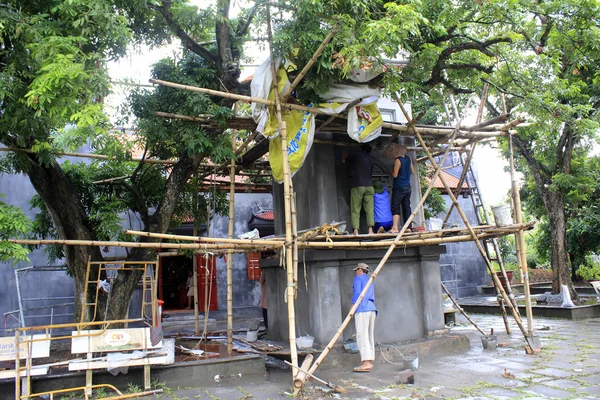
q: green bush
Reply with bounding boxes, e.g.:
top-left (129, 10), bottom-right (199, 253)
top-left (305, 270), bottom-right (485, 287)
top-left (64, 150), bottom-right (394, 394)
top-left (576, 256), bottom-right (600, 281)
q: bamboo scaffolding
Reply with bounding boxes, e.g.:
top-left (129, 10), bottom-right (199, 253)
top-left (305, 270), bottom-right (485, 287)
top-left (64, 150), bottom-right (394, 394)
top-left (6, 239), bottom-right (278, 251)
top-left (193, 225), bottom-right (200, 336)
top-left (147, 81), bottom-right (512, 140)
top-left (266, 5), bottom-right (299, 378)
top-left (441, 282), bottom-right (486, 335)
top-left (125, 230), bottom-right (283, 244)
top-left (396, 98), bottom-right (530, 340)
top-left (509, 134), bottom-right (534, 337)
top-left (226, 109), bottom-right (238, 355)
top-left (304, 114), bottom-right (461, 384)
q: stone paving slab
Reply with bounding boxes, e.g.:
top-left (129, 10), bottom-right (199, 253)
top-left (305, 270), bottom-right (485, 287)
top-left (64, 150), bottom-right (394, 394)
top-left (144, 314), bottom-right (600, 400)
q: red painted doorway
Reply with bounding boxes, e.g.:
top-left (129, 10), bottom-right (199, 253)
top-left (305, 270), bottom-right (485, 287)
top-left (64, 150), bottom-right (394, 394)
top-left (158, 254), bottom-right (218, 311)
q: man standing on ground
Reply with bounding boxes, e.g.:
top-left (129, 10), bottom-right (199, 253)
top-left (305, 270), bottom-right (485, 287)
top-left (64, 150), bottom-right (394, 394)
top-left (352, 262), bottom-right (377, 372)
top-left (343, 144), bottom-right (375, 235)
top-left (389, 144), bottom-right (414, 233)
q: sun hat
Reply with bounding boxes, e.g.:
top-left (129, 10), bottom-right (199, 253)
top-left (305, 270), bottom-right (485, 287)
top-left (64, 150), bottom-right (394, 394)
top-left (353, 262), bottom-right (370, 272)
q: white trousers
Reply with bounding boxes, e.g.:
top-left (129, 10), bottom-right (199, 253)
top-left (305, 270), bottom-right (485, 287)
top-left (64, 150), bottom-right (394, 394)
top-left (355, 311), bottom-right (376, 361)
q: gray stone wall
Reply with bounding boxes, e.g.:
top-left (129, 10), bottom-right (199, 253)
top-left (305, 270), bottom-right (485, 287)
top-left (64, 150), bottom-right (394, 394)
top-left (0, 147), bottom-right (272, 331)
top-left (261, 246), bottom-right (446, 345)
top-left (438, 196), bottom-right (490, 298)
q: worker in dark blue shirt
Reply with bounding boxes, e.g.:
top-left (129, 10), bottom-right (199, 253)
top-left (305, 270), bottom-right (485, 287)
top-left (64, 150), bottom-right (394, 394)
top-left (389, 144), bottom-right (414, 233)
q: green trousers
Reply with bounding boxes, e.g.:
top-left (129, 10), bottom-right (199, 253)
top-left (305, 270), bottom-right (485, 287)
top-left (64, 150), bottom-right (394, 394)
top-left (350, 186), bottom-right (374, 230)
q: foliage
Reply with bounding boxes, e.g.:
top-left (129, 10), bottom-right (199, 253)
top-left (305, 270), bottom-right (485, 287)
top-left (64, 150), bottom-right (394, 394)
top-left (0, 195), bottom-right (32, 263)
top-left (576, 256), bottom-right (600, 281)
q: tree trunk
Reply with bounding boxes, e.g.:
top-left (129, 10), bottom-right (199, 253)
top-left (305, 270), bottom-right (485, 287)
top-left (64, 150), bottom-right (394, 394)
top-left (546, 191), bottom-right (578, 300)
top-left (25, 157), bottom-right (104, 323)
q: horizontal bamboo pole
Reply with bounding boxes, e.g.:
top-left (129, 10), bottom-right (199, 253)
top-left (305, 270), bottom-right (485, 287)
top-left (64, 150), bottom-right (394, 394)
top-left (0, 147), bottom-right (271, 173)
top-left (149, 80), bottom-right (509, 139)
top-left (6, 238), bottom-right (279, 251)
top-left (125, 230), bottom-right (284, 245)
top-left (91, 175), bottom-right (130, 184)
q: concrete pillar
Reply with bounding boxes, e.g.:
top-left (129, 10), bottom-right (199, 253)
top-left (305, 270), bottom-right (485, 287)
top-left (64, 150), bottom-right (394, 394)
top-left (420, 253), bottom-right (445, 334)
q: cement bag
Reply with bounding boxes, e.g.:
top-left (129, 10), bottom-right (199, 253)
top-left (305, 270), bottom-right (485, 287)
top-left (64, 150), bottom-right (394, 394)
top-left (320, 83), bottom-right (380, 103)
top-left (347, 96), bottom-right (383, 143)
top-left (269, 109), bottom-right (315, 183)
top-left (251, 58), bottom-right (290, 137)
top-left (259, 68), bottom-right (292, 139)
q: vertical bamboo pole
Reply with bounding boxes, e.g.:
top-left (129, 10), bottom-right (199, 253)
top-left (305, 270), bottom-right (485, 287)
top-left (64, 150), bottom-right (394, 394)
top-left (305, 127), bottom-right (460, 381)
top-left (226, 130), bottom-right (237, 355)
top-left (15, 329), bottom-right (20, 399)
top-left (397, 99), bottom-right (529, 338)
top-left (193, 224), bottom-right (200, 336)
top-left (266, 5), bottom-right (299, 377)
top-left (509, 133), bottom-right (534, 336)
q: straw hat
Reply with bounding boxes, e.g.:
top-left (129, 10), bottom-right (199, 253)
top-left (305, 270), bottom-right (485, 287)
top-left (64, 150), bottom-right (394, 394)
top-left (384, 143), bottom-right (407, 159)
top-left (353, 263), bottom-right (370, 272)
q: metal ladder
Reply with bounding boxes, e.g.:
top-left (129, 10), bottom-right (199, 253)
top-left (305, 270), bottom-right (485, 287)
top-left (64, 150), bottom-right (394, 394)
top-left (460, 154), bottom-right (521, 315)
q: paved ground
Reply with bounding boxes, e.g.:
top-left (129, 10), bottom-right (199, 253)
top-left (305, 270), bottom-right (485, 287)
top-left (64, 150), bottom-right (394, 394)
top-left (141, 314), bottom-right (600, 400)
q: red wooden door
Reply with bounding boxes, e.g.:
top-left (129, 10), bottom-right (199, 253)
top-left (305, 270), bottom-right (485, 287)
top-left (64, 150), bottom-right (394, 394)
top-left (197, 254), bottom-right (218, 311)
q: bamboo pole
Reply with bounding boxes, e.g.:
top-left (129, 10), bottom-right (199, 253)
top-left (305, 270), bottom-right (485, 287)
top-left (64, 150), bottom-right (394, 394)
top-left (441, 283), bottom-right (486, 335)
top-left (125, 230), bottom-right (283, 244)
top-left (509, 134), bottom-right (534, 336)
top-left (396, 98), bottom-right (529, 339)
top-left (281, 25), bottom-right (338, 102)
top-left (293, 354), bottom-right (314, 390)
top-left (91, 175), bottom-right (130, 185)
top-left (305, 120), bottom-right (460, 383)
top-left (226, 110), bottom-right (238, 355)
top-left (6, 239), bottom-right (277, 251)
top-left (193, 225), bottom-right (200, 336)
top-left (266, 5), bottom-right (299, 378)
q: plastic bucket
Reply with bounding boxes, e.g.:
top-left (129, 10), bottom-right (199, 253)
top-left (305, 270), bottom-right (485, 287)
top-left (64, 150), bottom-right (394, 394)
top-left (403, 355), bottom-right (419, 371)
top-left (491, 204), bottom-right (512, 227)
top-left (246, 330), bottom-right (258, 342)
top-left (481, 335), bottom-right (498, 350)
top-left (296, 335), bottom-right (314, 349)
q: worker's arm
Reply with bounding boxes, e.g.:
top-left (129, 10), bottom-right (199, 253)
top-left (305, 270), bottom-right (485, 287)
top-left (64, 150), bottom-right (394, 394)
top-left (392, 158), bottom-right (401, 178)
top-left (352, 276), bottom-right (363, 304)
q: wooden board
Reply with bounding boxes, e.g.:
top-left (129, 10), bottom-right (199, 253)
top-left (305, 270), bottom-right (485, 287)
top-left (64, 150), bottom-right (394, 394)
top-left (0, 366), bottom-right (48, 379)
top-left (71, 328), bottom-right (162, 354)
top-left (0, 334), bottom-right (50, 361)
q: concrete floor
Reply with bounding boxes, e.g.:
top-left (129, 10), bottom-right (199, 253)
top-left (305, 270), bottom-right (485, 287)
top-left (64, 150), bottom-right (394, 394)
top-left (153, 313), bottom-right (600, 400)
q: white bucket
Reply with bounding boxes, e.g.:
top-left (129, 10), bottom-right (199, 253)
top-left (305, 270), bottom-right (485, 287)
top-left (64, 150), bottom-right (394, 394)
top-left (403, 355), bottom-right (419, 371)
top-left (296, 335), bottom-right (314, 349)
top-left (246, 330), bottom-right (258, 342)
top-left (491, 204), bottom-right (512, 227)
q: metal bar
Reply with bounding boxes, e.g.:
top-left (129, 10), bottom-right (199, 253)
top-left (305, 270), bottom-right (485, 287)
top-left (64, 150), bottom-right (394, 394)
top-left (15, 270), bottom-right (25, 328)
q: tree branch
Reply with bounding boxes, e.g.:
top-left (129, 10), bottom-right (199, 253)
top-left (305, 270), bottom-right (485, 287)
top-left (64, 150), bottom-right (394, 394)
top-left (157, 1), bottom-right (218, 65)
top-left (236, 0), bottom-right (261, 38)
top-left (424, 37), bottom-right (512, 90)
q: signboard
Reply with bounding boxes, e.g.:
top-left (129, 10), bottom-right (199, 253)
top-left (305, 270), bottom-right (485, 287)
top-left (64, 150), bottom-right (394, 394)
top-left (71, 328), bottom-right (162, 354)
top-left (0, 334), bottom-right (50, 362)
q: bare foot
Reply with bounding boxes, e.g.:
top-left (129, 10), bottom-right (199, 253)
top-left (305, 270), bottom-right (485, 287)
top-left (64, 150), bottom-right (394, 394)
top-left (353, 229), bottom-right (359, 235)
top-left (368, 228), bottom-right (374, 235)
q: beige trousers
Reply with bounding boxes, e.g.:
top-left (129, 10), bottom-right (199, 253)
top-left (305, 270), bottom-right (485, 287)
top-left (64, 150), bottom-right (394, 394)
top-left (355, 311), bottom-right (376, 361)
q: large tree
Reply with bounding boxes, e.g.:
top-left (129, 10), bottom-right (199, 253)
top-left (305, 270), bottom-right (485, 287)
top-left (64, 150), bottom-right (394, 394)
top-left (0, 0), bottom-right (257, 322)
top-left (488, 0), bottom-right (600, 297)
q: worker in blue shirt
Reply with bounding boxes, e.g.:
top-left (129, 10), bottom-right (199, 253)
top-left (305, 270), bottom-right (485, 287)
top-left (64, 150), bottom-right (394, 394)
top-left (352, 263), bottom-right (377, 372)
top-left (373, 181), bottom-right (393, 233)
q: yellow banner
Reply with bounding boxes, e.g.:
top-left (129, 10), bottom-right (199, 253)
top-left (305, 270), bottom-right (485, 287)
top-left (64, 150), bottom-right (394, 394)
top-left (269, 109), bottom-right (314, 183)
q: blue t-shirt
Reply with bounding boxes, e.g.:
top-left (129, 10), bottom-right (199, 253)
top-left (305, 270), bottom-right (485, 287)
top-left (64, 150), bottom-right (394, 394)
top-left (394, 155), bottom-right (411, 187)
top-left (352, 274), bottom-right (377, 314)
top-left (374, 186), bottom-right (393, 224)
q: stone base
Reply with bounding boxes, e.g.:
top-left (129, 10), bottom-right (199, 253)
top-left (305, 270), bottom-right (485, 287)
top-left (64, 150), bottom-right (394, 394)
top-left (261, 245), bottom-right (446, 345)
